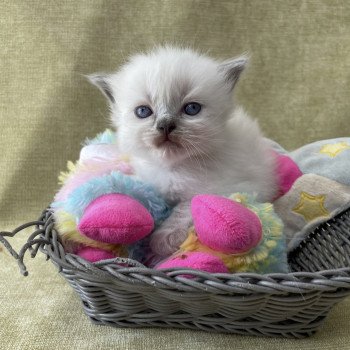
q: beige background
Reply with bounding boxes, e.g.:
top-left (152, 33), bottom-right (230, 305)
top-left (1, 1), bottom-right (350, 349)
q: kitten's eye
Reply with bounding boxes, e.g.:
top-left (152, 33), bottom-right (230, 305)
top-left (135, 106), bottom-right (153, 119)
top-left (184, 102), bottom-right (201, 116)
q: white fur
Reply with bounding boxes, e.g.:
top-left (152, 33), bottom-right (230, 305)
top-left (91, 47), bottom-right (278, 257)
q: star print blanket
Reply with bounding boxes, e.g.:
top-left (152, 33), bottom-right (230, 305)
top-left (269, 138), bottom-right (350, 251)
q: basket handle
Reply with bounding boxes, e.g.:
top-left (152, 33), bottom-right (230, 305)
top-left (0, 211), bottom-right (52, 276)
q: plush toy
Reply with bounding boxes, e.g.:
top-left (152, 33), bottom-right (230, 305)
top-left (156, 193), bottom-right (289, 274)
top-left (267, 138), bottom-right (350, 250)
top-left (52, 130), bottom-right (171, 264)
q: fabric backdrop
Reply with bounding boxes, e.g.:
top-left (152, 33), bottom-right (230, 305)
top-left (1, 1), bottom-right (350, 349)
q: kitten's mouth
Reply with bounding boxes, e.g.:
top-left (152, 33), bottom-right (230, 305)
top-left (153, 134), bottom-right (181, 149)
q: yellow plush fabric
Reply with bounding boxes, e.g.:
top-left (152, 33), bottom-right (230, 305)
top-left (1, 1), bottom-right (350, 349)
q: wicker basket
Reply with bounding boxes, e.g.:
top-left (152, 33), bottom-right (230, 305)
top-left (1, 207), bottom-right (350, 338)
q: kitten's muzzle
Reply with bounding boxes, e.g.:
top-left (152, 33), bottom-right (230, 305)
top-left (156, 119), bottom-right (177, 135)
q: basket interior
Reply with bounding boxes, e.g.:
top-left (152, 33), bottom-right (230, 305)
top-left (288, 207), bottom-right (350, 272)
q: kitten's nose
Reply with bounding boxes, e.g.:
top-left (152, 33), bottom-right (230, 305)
top-left (156, 119), bottom-right (177, 135)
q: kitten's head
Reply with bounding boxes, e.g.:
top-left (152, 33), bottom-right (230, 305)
top-left (89, 47), bottom-right (247, 165)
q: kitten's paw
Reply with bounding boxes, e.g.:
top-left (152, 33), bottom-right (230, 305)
top-left (149, 225), bottom-right (189, 257)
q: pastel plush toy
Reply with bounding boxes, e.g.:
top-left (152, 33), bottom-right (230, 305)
top-left (52, 130), bottom-right (171, 263)
top-left (157, 193), bottom-right (289, 274)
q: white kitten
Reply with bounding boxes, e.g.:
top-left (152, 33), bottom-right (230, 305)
top-left (89, 47), bottom-right (278, 258)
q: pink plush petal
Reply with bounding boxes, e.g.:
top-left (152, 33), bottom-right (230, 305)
top-left (273, 151), bottom-right (302, 199)
top-left (156, 252), bottom-right (229, 274)
top-left (191, 194), bottom-right (262, 254)
top-left (76, 246), bottom-right (116, 262)
top-left (78, 193), bottom-right (154, 244)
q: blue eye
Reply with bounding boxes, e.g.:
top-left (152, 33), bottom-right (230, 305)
top-left (184, 102), bottom-right (201, 116)
top-left (135, 105), bottom-right (153, 119)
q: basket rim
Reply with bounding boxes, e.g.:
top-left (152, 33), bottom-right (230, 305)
top-left (2, 207), bottom-right (350, 295)
top-left (31, 208), bottom-right (350, 295)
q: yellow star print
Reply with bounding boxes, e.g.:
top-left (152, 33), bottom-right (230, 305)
top-left (292, 192), bottom-right (330, 222)
top-left (319, 141), bottom-right (350, 158)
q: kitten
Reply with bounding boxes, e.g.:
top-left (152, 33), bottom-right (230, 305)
top-left (89, 46), bottom-right (278, 258)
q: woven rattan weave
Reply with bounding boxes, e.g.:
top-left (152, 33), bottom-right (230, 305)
top-left (1, 208), bottom-right (350, 338)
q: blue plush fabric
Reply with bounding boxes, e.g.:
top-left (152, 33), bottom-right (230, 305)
top-left (289, 138), bottom-right (350, 186)
top-left (63, 171), bottom-right (172, 225)
top-left (266, 137), bottom-right (350, 186)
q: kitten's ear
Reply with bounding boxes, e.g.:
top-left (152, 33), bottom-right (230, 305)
top-left (87, 74), bottom-right (115, 104)
top-left (218, 56), bottom-right (248, 91)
